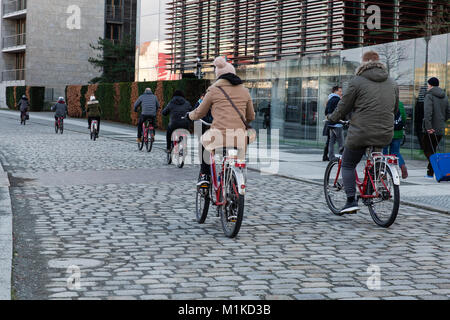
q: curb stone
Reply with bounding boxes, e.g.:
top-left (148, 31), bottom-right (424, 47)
top-left (0, 160), bottom-right (12, 300)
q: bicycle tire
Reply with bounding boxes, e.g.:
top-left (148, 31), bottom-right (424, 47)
top-left (167, 143), bottom-right (173, 165)
top-left (93, 129), bottom-right (96, 141)
top-left (146, 138), bottom-right (153, 153)
top-left (323, 159), bottom-right (346, 216)
top-left (368, 164), bottom-right (400, 228)
top-left (60, 124), bottom-right (64, 134)
top-left (220, 170), bottom-right (245, 238)
top-left (55, 123), bottom-right (58, 134)
top-left (196, 186), bottom-right (210, 224)
top-left (90, 131), bottom-right (94, 140)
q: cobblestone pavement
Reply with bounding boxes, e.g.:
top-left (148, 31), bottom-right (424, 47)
top-left (1, 116), bottom-right (449, 300)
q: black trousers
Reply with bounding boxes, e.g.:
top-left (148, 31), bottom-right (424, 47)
top-left (200, 124), bottom-right (211, 176)
top-left (422, 133), bottom-right (443, 175)
top-left (166, 123), bottom-right (189, 150)
top-left (137, 115), bottom-right (155, 138)
top-left (88, 117), bottom-right (101, 133)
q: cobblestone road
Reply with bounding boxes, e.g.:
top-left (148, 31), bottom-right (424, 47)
top-left (1, 116), bottom-right (449, 300)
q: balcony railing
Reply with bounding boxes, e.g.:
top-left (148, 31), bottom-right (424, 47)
top-left (3, 0), bottom-right (27, 16)
top-left (3, 33), bottom-right (26, 49)
top-left (106, 5), bottom-right (123, 22)
top-left (2, 69), bottom-right (25, 81)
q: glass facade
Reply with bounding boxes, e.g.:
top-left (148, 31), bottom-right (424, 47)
top-left (135, 0), bottom-right (179, 81)
top-left (220, 33), bottom-right (450, 157)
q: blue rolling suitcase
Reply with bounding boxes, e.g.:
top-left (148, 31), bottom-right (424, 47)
top-left (428, 134), bottom-right (450, 183)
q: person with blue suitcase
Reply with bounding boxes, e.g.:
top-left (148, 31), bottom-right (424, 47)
top-left (423, 77), bottom-right (450, 180)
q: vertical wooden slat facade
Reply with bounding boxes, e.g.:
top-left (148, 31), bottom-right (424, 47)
top-left (166, 0), bottom-right (449, 74)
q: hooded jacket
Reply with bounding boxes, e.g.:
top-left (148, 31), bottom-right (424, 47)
top-left (162, 96), bottom-right (193, 127)
top-left (134, 90), bottom-right (160, 116)
top-left (424, 86), bottom-right (450, 136)
top-left (86, 99), bottom-right (102, 118)
top-left (17, 97), bottom-right (29, 112)
top-left (52, 100), bottom-right (68, 118)
top-left (329, 61), bottom-right (399, 150)
top-left (189, 74), bottom-right (255, 151)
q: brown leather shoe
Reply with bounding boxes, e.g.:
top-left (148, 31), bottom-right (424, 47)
top-left (400, 164), bottom-right (408, 179)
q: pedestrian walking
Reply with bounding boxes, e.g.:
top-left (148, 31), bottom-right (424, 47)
top-left (423, 77), bottom-right (450, 177)
top-left (326, 86), bottom-right (344, 161)
top-left (414, 85), bottom-right (427, 150)
top-left (383, 101), bottom-right (408, 179)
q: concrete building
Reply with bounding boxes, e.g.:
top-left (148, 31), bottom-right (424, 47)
top-left (0, 0), bottom-right (137, 107)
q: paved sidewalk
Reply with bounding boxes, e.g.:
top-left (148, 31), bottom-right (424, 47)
top-left (1, 109), bottom-right (449, 214)
top-left (0, 160), bottom-right (12, 300)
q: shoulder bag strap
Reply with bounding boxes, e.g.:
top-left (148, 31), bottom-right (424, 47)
top-left (217, 86), bottom-right (251, 130)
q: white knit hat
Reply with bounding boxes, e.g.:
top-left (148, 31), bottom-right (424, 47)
top-left (214, 56), bottom-right (236, 78)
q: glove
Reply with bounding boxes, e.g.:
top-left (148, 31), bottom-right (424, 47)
top-left (184, 112), bottom-right (191, 120)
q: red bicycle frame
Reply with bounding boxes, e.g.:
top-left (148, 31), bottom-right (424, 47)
top-left (55, 117), bottom-right (64, 128)
top-left (142, 122), bottom-right (154, 142)
top-left (209, 151), bottom-right (243, 207)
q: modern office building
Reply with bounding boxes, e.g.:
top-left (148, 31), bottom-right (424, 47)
top-left (138, 1), bottom-right (449, 155)
top-left (0, 0), bottom-right (137, 106)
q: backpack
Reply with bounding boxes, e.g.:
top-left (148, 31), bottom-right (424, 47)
top-left (394, 110), bottom-right (404, 131)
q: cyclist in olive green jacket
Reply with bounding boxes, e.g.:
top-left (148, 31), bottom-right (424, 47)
top-left (86, 96), bottom-right (102, 134)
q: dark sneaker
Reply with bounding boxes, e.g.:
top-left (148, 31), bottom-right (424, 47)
top-left (322, 156), bottom-right (329, 162)
top-left (197, 174), bottom-right (210, 187)
top-left (341, 200), bottom-right (360, 214)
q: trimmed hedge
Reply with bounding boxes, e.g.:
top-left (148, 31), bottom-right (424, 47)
top-left (6, 86), bottom-right (45, 111)
top-left (65, 79), bottom-right (211, 130)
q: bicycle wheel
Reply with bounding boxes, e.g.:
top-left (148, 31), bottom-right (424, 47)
top-left (176, 138), bottom-right (185, 168)
top-left (196, 184), bottom-right (210, 224)
top-left (90, 130), bottom-right (94, 140)
top-left (220, 169), bottom-right (245, 238)
top-left (167, 143), bottom-right (173, 165)
top-left (367, 164), bottom-right (400, 228)
top-left (323, 159), bottom-right (346, 216)
top-left (55, 123), bottom-right (58, 134)
top-left (60, 123), bottom-right (64, 134)
top-left (92, 129), bottom-right (96, 141)
top-left (146, 130), bottom-right (153, 153)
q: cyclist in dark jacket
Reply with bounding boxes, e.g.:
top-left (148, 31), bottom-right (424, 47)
top-left (162, 90), bottom-right (192, 152)
top-left (51, 97), bottom-right (68, 120)
top-left (134, 88), bottom-right (160, 143)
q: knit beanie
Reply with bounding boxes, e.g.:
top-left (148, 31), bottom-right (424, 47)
top-left (214, 56), bottom-right (236, 78)
top-left (428, 77), bottom-right (439, 87)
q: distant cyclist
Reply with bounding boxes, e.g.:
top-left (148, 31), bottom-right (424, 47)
top-left (327, 51), bottom-right (399, 214)
top-left (86, 96), bottom-right (102, 134)
top-left (17, 95), bottom-right (30, 122)
top-left (134, 88), bottom-right (160, 143)
top-left (51, 97), bottom-right (68, 122)
top-left (162, 90), bottom-right (192, 153)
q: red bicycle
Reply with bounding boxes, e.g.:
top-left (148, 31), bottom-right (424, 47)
top-left (167, 130), bottom-right (188, 168)
top-left (55, 116), bottom-right (64, 134)
top-left (324, 147), bottom-right (401, 228)
top-left (138, 120), bottom-right (155, 152)
top-left (195, 120), bottom-right (247, 238)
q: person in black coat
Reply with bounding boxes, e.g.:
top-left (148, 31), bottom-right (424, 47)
top-left (162, 90), bottom-right (193, 152)
top-left (323, 86), bottom-right (342, 161)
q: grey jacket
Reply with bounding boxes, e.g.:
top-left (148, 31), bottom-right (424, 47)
top-left (17, 98), bottom-right (30, 112)
top-left (134, 91), bottom-right (160, 116)
top-left (51, 102), bottom-right (68, 118)
top-left (424, 87), bottom-right (450, 136)
top-left (329, 61), bottom-right (399, 150)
